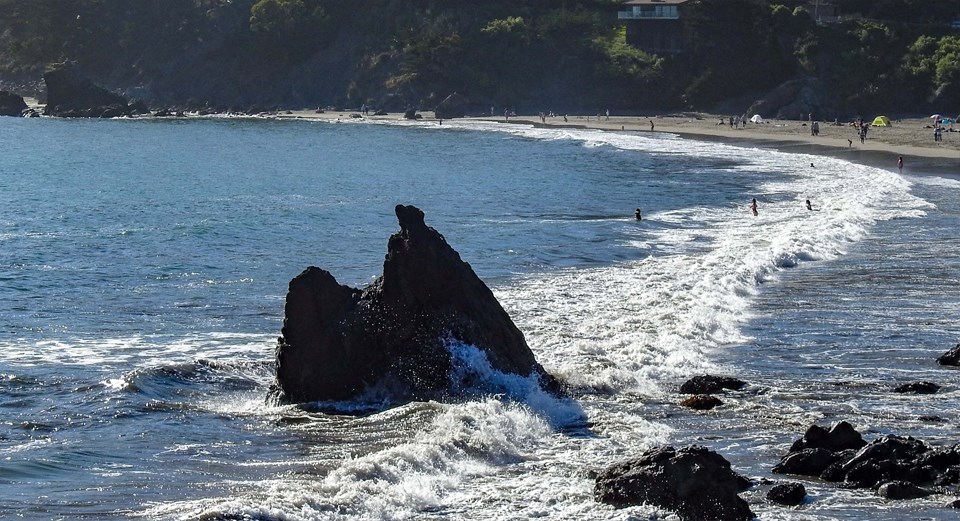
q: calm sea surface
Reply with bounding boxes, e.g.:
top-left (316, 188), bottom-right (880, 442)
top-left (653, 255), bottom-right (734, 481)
top-left (1, 116), bottom-right (959, 520)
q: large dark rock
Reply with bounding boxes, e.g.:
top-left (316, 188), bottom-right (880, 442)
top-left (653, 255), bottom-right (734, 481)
top-left (434, 92), bottom-right (468, 119)
top-left (773, 447), bottom-right (842, 477)
top-left (0, 90), bottom-right (27, 116)
top-left (595, 445), bottom-right (754, 521)
top-left (789, 421), bottom-right (866, 453)
top-left (274, 205), bottom-right (559, 404)
top-left (43, 62), bottom-right (131, 118)
top-left (937, 344), bottom-right (960, 366)
top-left (679, 375), bottom-right (746, 394)
top-left (767, 482), bottom-right (806, 506)
top-left (745, 76), bottom-right (833, 120)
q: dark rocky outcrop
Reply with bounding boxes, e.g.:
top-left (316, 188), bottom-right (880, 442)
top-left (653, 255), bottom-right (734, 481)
top-left (434, 92), bottom-right (468, 119)
top-left (273, 204), bottom-right (560, 404)
top-left (595, 445), bottom-right (754, 521)
top-left (893, 381), bottom-right (940, 394)
top-left (767, 482), bottom-right (806, 506)
top-left (0, 90), bottom-right (27, 116)
top-left (788, 421), bottom-right (866, 453)
top-left (43, 62), bottom-right (132, 118)
top-left (937, 343), bottom-right (960, 366)
top-left (774, 422), bottom-right (959, 500)
top-left (679, 394), bottom-right (723, 410)
top-left (745, 77), bottom-right (834, 120)
top-left (403, 108), bottom-right (421, 120)
top-left (679, 375), bottom-right (746, 395)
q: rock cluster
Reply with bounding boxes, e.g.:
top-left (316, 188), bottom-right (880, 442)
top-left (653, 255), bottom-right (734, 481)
top-left (773, 421), bottom-right (959, 499)
top-left (938, 344), bottom-right (960, 366)
top-left (595, 445), bottom-right (754, 521)
top-left (273, 205), bottom-right (559, 404)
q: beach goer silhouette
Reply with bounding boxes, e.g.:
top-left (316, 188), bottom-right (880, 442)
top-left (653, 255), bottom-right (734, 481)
top-left (635, 208), bottom-right (642, 221)
top-left (806, 199), bottom-right (813, 211)
top-left (649, 120), bottom-right (655, 131)
top-left (847, 139), bottom-right (852, 147)
top-left (898, 156), bottom-right (903, 172)
top-left (750, 198), bottom-right (758, 216)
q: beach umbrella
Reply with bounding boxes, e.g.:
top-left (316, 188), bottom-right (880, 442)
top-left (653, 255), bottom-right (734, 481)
top-left (930, 114), bottom-right (941, 119)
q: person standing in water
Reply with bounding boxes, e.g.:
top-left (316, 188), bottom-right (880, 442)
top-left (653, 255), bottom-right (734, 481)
top-left (806, 199), bottom-right (813, 210)
top-left (750, 198), bottom-right (758, 216)
top-left (635, 208), bottom-right (642, 221)
top-left (898, 156), bottom-right (903, 173)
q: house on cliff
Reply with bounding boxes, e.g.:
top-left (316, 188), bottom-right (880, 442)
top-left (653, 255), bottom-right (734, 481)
top-left (618, 0), bottom-right (689, 54)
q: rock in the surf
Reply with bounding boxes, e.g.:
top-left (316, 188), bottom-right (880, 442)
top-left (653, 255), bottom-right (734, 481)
top-left (0, 90), bottom-right (27, 116)
top-left (679, 394), bottom-right (723, 410)
top-left (774, 422), bottom-right (960, 497)
top-left (273, 204), bottom-right (560, 404)
top-left (893, 381), bottom-right (940, 394)
top-left (43, 62), bottom-right (132, 118)
top-left (679, 374), bottom-right (746, 394)
top-left (937, 343), bottom-right (960, 366)
top-left (766, 482), bottom-right (806, 506)
top-left (594, 445), bottom-right (754, 521)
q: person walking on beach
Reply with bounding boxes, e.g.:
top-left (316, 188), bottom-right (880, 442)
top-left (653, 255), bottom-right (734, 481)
top-left (898, 156), bottom-right (903, 172)
top-left (750, 198), bottom-right (758, 216)
top-left (649, 120), bottom-right (654, 131)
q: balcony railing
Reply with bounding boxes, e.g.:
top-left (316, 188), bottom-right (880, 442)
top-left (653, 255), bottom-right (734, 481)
top-left (618, 11), bottom-right (679, 20)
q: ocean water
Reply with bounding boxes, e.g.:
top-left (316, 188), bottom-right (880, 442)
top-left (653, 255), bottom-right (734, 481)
top-left (1, 115), bottom-right (959, 520)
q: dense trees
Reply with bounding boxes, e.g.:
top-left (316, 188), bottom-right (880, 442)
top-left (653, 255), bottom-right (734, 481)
top-left (0, 0), bottom-right (956, 114)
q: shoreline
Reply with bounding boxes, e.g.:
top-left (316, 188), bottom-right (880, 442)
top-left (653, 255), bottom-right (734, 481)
top-left (278, 109), bottom-right (960, 176)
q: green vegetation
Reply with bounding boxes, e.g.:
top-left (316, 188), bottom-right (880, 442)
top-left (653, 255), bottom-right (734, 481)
top-left (0, 0), bottom-right (957, 115)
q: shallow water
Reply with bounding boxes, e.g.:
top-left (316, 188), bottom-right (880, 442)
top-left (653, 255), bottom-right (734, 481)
top-left (1, 115), bottom-right (959, 519)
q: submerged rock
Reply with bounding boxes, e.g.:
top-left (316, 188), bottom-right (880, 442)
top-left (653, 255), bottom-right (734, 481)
top-left (679, 374), bottom-right (746, 394)
top-left (595, 445), bottom-right (754, 521)
top-left (893, 381), bottom-right (940, 394)
top-left (273, 204), bottom-right (559, 404)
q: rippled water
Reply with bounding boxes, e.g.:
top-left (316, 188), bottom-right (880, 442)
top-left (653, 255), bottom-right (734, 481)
top-left (1, 116), bottom-right (959, 520)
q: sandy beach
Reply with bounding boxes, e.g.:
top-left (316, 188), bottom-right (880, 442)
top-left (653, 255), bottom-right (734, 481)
top-left (281, 109), bottom-right (959, 174)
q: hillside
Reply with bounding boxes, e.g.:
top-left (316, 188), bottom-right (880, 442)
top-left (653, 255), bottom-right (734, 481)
top-left (0, 0), bottom-right (957, 117)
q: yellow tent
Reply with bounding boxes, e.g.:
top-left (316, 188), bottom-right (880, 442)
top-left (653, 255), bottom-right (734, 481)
top-left (871, 115), bottom-right (891, 126)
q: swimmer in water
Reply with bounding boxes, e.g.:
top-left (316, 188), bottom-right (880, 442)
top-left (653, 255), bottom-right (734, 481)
top-left (806, 199), bottom-right (813, 210)
top-left (635, 208), bottom-right (642, 221)
top-left (750, 198), bottom-right (758, 216)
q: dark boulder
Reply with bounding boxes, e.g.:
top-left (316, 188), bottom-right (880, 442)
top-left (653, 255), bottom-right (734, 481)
top-left (679, 394), bottom-right (723, 410)
top-left (938, 344), bottom-right (960, 366)
top-left (789, 421), bottom-right (866, 453)
top-left (403, 108), bottom-right (421, 120)
top-left (274, 204), bottom-right (560, 404)
top-left (43, 62), bottom-right (131, 118)
top-left (893, 381), bottom-right (940, 394)
top-left (877, 481), bottom-right (930, 500)
top-left (767, 482), bottom-right (806, 506)
top-left (773, 448), bottom-right (842, 477)
top-left (595, 445), bottom-right (754, 521)
top-left (0, 90), bottom-right (27, 116)
top-left (679, 375), bottom-right (746, 394)
top-left (434, 92), bottom-right (468, 119)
